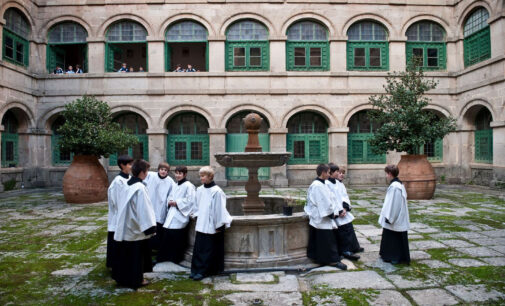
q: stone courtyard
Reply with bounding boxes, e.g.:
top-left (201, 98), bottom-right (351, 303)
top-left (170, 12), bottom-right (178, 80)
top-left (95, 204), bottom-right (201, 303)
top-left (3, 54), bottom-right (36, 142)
top-left (0, 184), bottom-right (504, 305)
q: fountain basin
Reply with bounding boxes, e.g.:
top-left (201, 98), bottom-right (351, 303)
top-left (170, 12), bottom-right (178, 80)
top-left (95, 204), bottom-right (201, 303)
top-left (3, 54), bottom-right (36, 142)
top-left (214, 152), bottom-right (291, 168)
top-left (183, 195), bottom-right (312, 269)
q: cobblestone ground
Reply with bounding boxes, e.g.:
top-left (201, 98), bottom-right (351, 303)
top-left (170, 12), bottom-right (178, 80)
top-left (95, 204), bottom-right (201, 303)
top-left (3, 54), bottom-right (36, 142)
top-left (0, 185), bottom-right (504, 305)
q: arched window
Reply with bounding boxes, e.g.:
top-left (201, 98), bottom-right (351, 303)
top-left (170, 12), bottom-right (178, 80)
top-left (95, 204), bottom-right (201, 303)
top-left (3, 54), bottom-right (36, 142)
top-left (286, 112), bottom-right (328, 164)
top-left (286, 21), bottom-right (329, 71)
top-left (226, 20), bottom-right (269, 71)
top-left (347, 21), bottom-right (388, 71)
top-left (105, 21), bottom-right (148, 72)
top-left (167, 113), bottom-right (209, 165)
top-left (51, 116), bottom-right (74, 165)
top-left (418, 112), bottom-right (444, 162)
top-left (109, 113), bottom-right (148, 166)
top-left (463, 8), bottom-right (491, 67)
top-left (1, 110), bottom-right (19, 167)
top-left (47, 22), bottom-right (88, 73)
top-left (2, 8), bottom-right (30, 67)
top-left (165, 21), bottom-right (208, 72)
top-left (406, 21), bottom-right (446, 70)
top-left (347, 111), bottom-right (385, 164)
top-left (226, 111), bottom-right (270, 180)
top-left (474, 108), bottom-right (492, 163)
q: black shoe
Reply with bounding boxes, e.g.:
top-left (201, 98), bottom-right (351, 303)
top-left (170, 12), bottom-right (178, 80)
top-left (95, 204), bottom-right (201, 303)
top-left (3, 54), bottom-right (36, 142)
top-left (357, 247), bottom-right (365, 253)
top-left (192, 274), bottom-right (204, 281)
top-left (343, 251), bottom-right (360, 261)
top-left (334, 262), bottom-right (347, 270)
top-left (189, 273), bottom-right (195, 279)
top-left (391, 260), bottom-right (400, 265)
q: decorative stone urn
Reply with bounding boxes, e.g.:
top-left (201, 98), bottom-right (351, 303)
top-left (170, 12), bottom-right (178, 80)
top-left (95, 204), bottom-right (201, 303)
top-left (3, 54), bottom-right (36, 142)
top-left (62, 155), bottom-right (108, 203)
top-left (397, 154), bottom-right (436, 200)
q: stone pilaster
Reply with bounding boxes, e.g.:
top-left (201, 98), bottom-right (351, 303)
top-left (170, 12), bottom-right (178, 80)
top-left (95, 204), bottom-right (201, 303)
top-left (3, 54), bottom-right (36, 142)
top-left (491, 121), bottom-right (505, 186)
top-left (87, 38), bottom-right (105, 73)
top-left (269, 37), bottom-right (286, 72)
top-left (389, 39), bottom-right (406, 71)
top-left (327, 127), bottom-right (348, 167)
top-left (146, 128), bottom-right (168, 167)
top-left (208, 36), bottom-right (225, 72)
top-left (489, 14), bottom-right (505, 60)
top-left (0, 18), bottom-right (4, 59)
top-left (208, 128), bottom-right (227, 185)
top-left (269, 128), bottom-right (288, 187)
top-left (330, 36), bottom-right (346, 72)
top-left (147, 38), bottom-right (164, 73)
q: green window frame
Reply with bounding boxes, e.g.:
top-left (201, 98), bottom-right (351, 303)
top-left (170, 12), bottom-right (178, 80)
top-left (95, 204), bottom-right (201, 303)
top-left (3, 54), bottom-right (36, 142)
top-left (347, 133), bottom-right (386, 164)
top-left (1, 133), bottom-right (19, 168)
top-left (109, 134), bottom-right (149, 166)
top-left (165, 21), bottom-right (208, 72)
top-left (51, 135), bottom-right (74, 166)
top-left (105, 21), bottom-right (148, 72)
top-left (474, 129), bottom-right (493, 164)
top-left (419, 138), bottom-right (443, 162)
top-left (287, 134), bottom-right (328, 165)
top-left (3, 29), bottom-right (29, 67)
top-left (347, 41), bottom-right (388, 71)
top-left (286, 42), bottom-right (329, 71)
top-left (464, 26), bottom-right (491, 67)
top-left (46, 22), bottom-right (88, 73)
top-left (406, 42), bottom-right (446, 71)
top-left (167, 134), bottom-right (209, 166)
top-left (225, 41), bottom-right (269, 71)
top-left (226, 133), bottom-right (270, 180)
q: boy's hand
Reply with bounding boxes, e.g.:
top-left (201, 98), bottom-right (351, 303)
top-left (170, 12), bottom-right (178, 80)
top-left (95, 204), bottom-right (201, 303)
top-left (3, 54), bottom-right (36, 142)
top-left (339, 210), bottom-right (346, 217)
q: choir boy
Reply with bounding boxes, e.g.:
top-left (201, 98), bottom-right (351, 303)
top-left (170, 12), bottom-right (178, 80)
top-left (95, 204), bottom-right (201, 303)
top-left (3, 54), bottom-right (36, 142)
top-left (190, 166), bottom-right (232, 281)
top-left (113, 159), bottom-right (157, 289)
top-left (158, 166), bottom-right (196, 263)
top-left (305, 164), bottom-right (347, 270)
top-left (106, 155), bottom-right (133, 268)
top-left (379, 165), bottom-right (410, 264)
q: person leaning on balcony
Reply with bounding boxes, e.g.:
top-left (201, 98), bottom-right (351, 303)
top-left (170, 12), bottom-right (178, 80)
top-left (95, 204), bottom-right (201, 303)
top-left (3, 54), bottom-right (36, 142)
top-left (174, 64), bottom-right (184, 72)
top-left (66, 66), bottom-right (75, 74)
top-left (75, 65), bottom-right (83, 74)
top-left (118, 63), bottom-right (128, 72)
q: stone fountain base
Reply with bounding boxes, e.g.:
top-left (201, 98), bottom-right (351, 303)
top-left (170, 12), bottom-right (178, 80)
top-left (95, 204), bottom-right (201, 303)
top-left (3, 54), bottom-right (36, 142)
top-left (182, 195), bottom-right (312, 269)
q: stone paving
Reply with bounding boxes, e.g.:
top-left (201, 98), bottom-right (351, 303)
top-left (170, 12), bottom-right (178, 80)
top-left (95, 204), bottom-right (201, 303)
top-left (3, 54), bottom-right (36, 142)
top-left (0, 184), bottom-right (504, 305)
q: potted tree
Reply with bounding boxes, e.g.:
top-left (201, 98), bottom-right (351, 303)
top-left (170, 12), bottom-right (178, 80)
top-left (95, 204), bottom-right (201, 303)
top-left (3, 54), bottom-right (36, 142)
top-left (368, 61), bottom-right (457, 199)
top-left (58, 96), bottom-right (139, 203)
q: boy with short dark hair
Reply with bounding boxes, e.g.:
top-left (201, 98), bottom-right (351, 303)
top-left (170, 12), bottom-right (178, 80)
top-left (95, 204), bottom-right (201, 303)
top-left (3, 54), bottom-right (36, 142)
top-left (158, 165), bottom-right (196, 263)
top-left (113, 159), bottom-right (157, 289)
top-left (190, 166), bottom-right (232, 281)
top-left (106, 155), bottom-right (133, 269)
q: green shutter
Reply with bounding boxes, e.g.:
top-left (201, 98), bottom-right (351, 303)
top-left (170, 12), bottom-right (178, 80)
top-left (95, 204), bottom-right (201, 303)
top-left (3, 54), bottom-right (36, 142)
top-left (464, 26), bottom-right (491, 67)
top-left (346, 41), bottom-right (388, 71)
top-left (475, 129), bottom-right (493, 163)
top-left (46, 45), bottom-right (66, 73)
top-left (406, 42), bottom-right (446, 71)
top-left (286, 41), bottom-right (329, 71)
top-left (1, 132), bottom-right (19, 167)
top-left (226, 133), bottom-right (270, 180)
top-left (225, 41), bottom-right (269, 71)
top-left (3, 29), bottom-right (29, 68)
top-left (165, 43), bottom-right (172, 72)
top-left (109, 134), bottom-right (149, 166)
top-left (287, 133), bottom-right (328, 165)
top-left (105, 43), bottom-right (123, 72)
top-left (167, 134), bottom-right (209, 166)
top-left (347, 133), bottom-right (386, 164)
top-left (52, 135), bottom-right (73, 165)
top-left (83, 44), bottom-right (88, 72)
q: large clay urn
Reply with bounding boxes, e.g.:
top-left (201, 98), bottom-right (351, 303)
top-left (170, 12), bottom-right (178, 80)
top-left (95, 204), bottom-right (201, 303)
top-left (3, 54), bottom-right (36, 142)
top-left (63, 155), bottom-right (108, 203)
top-left (397, 154), bottom-right (436, 200)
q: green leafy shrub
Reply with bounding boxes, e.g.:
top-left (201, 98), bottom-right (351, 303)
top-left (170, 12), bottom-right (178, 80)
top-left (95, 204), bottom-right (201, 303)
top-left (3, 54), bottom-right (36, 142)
top-left (57, 96), bottom-right (138, 157)
top-left (2, 179), bottom-right (16, 191)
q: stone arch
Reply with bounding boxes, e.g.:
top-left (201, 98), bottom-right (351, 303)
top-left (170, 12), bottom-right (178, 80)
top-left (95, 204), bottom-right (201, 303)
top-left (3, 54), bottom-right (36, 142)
top-left (342, 13), bottom-right (395, 39)
top-left (424, 104), bottom-right (453, 119)
top-left (98, 14), bottom-right (153, 39)
top-left (160, 105), bottom-right (215, 129)
top-left (281, 12), bottom-right (336, 37)
top-left (0, 1), bottom-right (34, 36)
top-left (110, 105), bottom-right (153, 129)
top-left (41, 16), bottom-right (92, 40)
top-left (220, 13), bottom-right (275, 37)
top-left (38, 106), bottom-right (66, 131)
top-left (459, 99), bottom-right (496, 129)
top-left (281, 105), bottom-right (336, 128)
top-left (457, 1), bottom-right (492, 37)
top-left (159, 13), bottom-right (215, 38)
top-left (0, 102), bottom-right (35, 132)
top-left (220, 105), bottom-right (276, 129)
top-left (401, 15), bottom-right (453, 39)
top-left (342, 104), bottom-right (374, 127)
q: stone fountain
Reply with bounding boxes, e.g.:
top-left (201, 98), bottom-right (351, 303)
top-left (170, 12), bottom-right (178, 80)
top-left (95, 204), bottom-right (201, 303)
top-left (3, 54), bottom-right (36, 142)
top-left (183, 113), bottom-right (314, 269)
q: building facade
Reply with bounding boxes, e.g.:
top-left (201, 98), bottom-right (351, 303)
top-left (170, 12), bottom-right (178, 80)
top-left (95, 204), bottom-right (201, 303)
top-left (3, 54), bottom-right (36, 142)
top-left (0, 0), bottom-right (504, 189)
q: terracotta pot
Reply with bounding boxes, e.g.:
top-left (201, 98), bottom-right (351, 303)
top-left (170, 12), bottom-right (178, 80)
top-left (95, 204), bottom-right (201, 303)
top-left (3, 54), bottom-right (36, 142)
top-left (63, 155), bottom-right (108, 203)
top-left (397, 154), bottom-right (436, 200)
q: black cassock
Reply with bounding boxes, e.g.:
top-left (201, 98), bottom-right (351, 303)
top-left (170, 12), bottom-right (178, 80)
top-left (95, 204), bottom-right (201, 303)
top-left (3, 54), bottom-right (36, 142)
top-left (157, 226), bottom-right (189, 264)
top-left (307, 226), bottom-right (341, 265)
top-left (191, 231), bottom-right (225, 276)
top-left (112, 239), bottom-right (153, 289)
top-left (379, 228), bottom-right (410, 264)
top-left (335, 222), bottom-right (361, 254)
top-left (106, 231), bottom-right (116, 268)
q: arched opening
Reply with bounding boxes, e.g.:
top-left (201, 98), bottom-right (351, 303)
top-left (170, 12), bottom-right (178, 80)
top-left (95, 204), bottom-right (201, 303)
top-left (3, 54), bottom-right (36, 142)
top-left (51, 116), bottom-right (74, 165)
top-left (166, 113), bottom-right (209, 166)
top-left (406, 21), bottom-right (446, 70)
top-left (1, 110), bottom-right (19, 167)
top-left (474, 108), bottom-right (493, 163)
top-left (105, 20), bottom-right (148, 72)
top-left (47, 22), bottom-right (88, 73)
top-left (347, 110), bottom-right (385, 164)
top-left (2, 8), bottom-right (30, 67)
top-left (165, 20), bottom-right (208, 72)
top-left (286, 112), bottom-right (328, 164)
top-left (226, 111), bottom-right (270, 180)
top-left (463, 7), bottom-right (491, 67)
top-left (286, 20), bottom-right (329, 71)
top-left (418, 111), bottom-right (444, 162)
top-left (225, 20), bottom-right (269, 71)
top-left (346, 20), bottom-right (388, 71)
top-left (109, 112), bottom-right (148, 166)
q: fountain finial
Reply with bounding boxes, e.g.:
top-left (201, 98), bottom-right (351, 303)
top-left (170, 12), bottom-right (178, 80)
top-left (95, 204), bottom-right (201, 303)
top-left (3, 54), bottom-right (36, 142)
top-left (243, 113), bottom-right (263, 152)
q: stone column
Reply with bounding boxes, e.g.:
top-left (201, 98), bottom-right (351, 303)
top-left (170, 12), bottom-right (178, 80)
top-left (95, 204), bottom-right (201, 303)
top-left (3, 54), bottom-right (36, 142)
top-left (389, 39), bottom-right (406, 71)
top-left (491, 121), bottom-right (505, 186)
top-left (208, 36), bottom-right (225, 72)
top-left (269, 37), bottom-right (286, 72)
top-left (208, 128), bottom-right (227, 185)
top-left (457, 127), bottom-right (474, 183)
top-left (269, 128), bottom-right (288, 187)
top-left (147, 38), bottom-right (164, 73)
top-left (327, 127), bottom-right (348, 167)
top-left (330, 36), bottom-right (346, 72)
top-left (87, 38), bottom-right (105, 73)
top-left (147, 128), bottom-right (167, 168)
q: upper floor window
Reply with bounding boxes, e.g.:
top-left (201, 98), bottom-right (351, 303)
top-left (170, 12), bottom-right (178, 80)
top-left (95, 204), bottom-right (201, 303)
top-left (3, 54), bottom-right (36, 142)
top-left (47, 22), bottom-right (88, 73)
top-left (105, 21), bottom-right (148, 72)
top-left (226, 20), bottom-right (269, 71)
top-left (463, 8), bottom-right (491, 67)
top-left (347, 21), bottom-right (388, 71)
top-left (406, 21), bottom-right (446, 70)
top-left (165, 21), bottom-right (208, 72)
top-left (2, 8), bottom-right (30, 67)
top-left (286, 21), bottom-right (329, 71)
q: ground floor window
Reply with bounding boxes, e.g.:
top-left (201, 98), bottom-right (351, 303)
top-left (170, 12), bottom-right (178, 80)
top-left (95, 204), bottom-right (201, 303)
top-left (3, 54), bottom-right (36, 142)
top-left (1, 133), bottom-right (18, 167)
top-left (287, 134), bottom-right (328, 164)
top-left (167, 113), bottom-right (209, 166)
top-left (475, 129), bottom-right (493, 164)
top-left (51, 117), bottom-right (73, 165)
top-left (419, 138), bottom-right (443, 162)
top-left (109, 113), bottom-right (148, 166)
top-left (226, 133), bottom-right (270, 180)
top-left (347, 133), bottom-right (386, 164)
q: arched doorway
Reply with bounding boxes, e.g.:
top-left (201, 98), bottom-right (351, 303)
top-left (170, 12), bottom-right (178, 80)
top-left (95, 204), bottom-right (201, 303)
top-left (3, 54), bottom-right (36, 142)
top-left (286, 111), bottom-right (328, 164)
top-left (347, 110), bottom-right (385, 164)
top-left (1, 110), bottom-right (19, 167)
top-left (166, 113), bottom-right (209, 166)
top-left (109, 112), bottom-right (148, 165)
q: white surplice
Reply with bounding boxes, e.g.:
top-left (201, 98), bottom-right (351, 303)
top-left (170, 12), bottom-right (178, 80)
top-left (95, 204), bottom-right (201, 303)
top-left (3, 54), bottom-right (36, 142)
top-left (305, 179), bottom-right (337, 229)
top-left (193, 184), bottom-right (232, 234)
top-left (163, 180), bottom-right (196, 229)
top-left (326, 180), bottom-right (355, 226)
top-left (107, 174), bottom-right (130, 232)
top-left (144, 171), bottom-right (176, 224)
top-left (378, 180), bottom-right (410, 232)
top-left (114, 182), bottom-right (157, 241)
